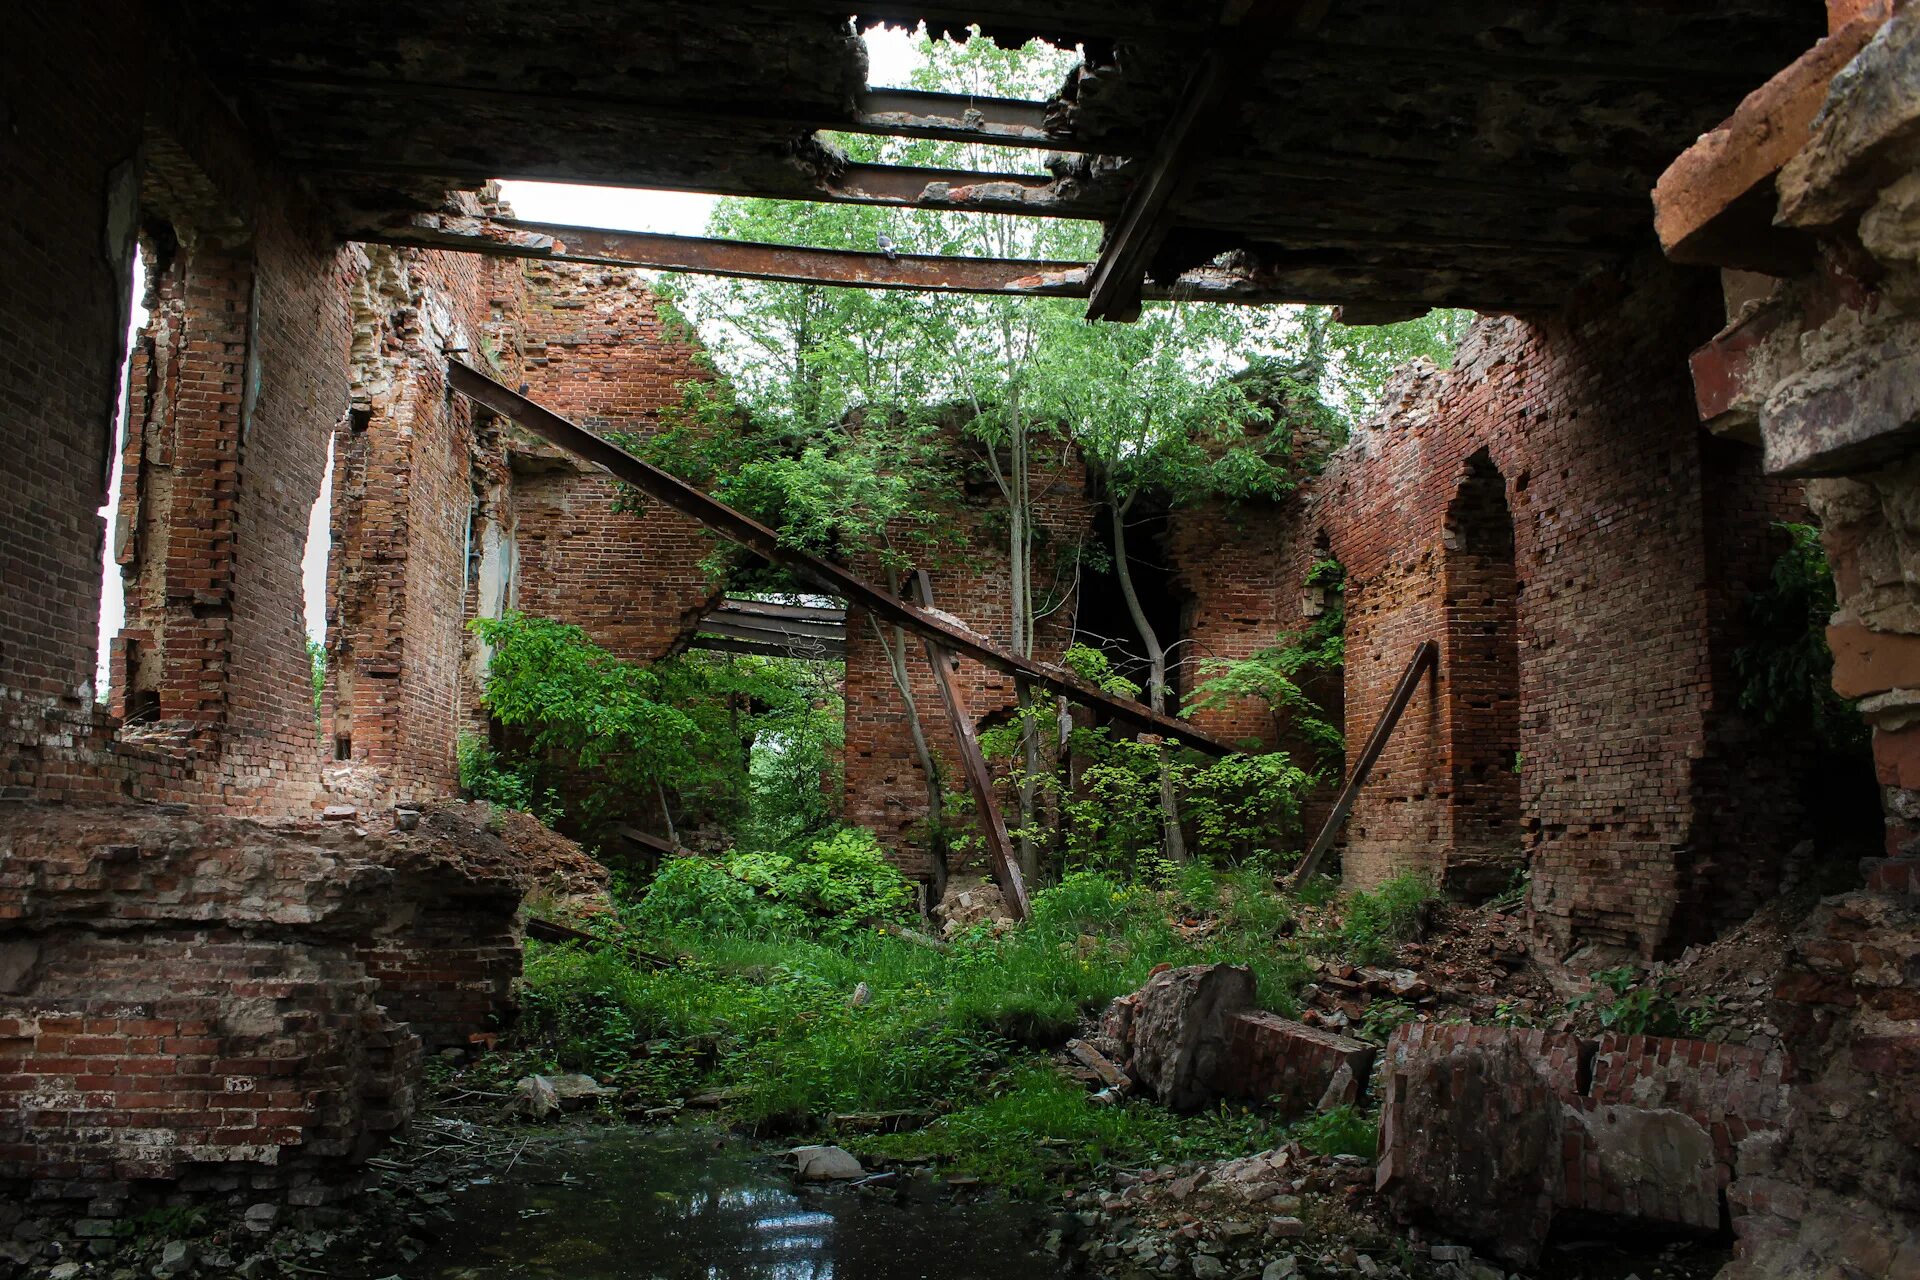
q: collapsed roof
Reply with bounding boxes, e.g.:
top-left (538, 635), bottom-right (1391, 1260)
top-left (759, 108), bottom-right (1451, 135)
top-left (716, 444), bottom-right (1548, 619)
top-left (186, 0), bottom-right (1823, 314)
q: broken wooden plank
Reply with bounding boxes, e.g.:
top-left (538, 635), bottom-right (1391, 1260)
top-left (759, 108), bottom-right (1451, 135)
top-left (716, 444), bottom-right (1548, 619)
top-left (915, 574), bottom-right (1031, 923)
top-left (1084, 55), bottom-right (1226, 323)
top-left (444, 360), bottom-right (1238, 756)
top-left (252, 72), bottom-right (1077, 152)
top-left (1289, 640), bottom-right (1439, 888)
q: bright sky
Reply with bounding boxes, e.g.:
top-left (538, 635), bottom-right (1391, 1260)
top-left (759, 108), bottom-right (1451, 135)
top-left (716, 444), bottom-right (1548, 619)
top-left (496, 24), bottom-right (926, 237)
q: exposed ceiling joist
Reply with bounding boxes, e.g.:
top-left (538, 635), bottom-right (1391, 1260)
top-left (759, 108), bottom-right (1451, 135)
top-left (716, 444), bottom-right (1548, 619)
top-left (353, 214), bottom-right (1316, 304)
top-left (1083, 1), bottom-right (1317, 321)
top-left (1083, 54), bottom-right (1225, 322)
top-left (849, 88), bottom-right (1061, 149)
top-left (250, 71), bottom-right (1079, 152)
top-left (301, 158), bottom-right (1109, 221)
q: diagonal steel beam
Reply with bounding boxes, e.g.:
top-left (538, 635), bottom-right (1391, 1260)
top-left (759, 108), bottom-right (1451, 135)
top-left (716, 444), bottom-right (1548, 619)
top-left (445, 360), bottom-right (1240, 755)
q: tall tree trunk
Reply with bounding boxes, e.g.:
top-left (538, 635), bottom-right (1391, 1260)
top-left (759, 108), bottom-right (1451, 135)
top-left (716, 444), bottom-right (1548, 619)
top-left (1005, 391), bottom-right (1042, 880)
top-left (1110, 500), bottom-right (1187, 862)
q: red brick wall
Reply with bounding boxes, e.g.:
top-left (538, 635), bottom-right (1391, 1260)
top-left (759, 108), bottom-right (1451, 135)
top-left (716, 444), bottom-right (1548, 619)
top-left (498, 266), bottom-right (725, 667)
top-left (0, 4), bottom-right (145, 794)
top-left (1307, 266), bottom-right (1812, 959)
top-left (842, 447), bottom-right (1093, 879)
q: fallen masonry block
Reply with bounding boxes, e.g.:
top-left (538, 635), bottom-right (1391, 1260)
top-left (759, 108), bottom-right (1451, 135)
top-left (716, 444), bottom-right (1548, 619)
top-left (1214, 1012), bottom-right (1374, 1116)
top-left (1099, 965), bottom-right (1373, 1118)
top-left (1101, 964), bottom-right (1256, 1111)
top-left (1376, 1024), bottom-right (1791, 1267)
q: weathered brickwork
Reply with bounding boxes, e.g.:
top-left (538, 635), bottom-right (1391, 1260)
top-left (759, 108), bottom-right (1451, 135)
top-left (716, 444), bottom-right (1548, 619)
top-left (1304, 268), bottom-right (1815, 960)
top-left (502, 268), bottom-right (725, 667)
top-left (0, 3), bottom-right (147, 798)
top-left (0, 803), bottom-right (558, 1201)
top-left (1377, 1022), bottom-right (1791, 1265)
top-left (841, 444), bottom-right (1093, 879)
top-left (1214, 1012), bottom-right (1372, 1116)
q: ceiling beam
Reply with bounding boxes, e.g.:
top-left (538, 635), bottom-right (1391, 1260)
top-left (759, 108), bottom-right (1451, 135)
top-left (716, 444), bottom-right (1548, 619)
top-left (1083, 1), bottom-right (1317, 321)
top-left (445, 361), bottom-right (1240, 755)
top-left (1083, 54), bottom-right (1226, 322)
top-left (302, 157), bottom-right (1109, 221)
top-left (352, 213), bottom-right (1318, 304)
top-left (250, 71), bottom-right (1080, 152)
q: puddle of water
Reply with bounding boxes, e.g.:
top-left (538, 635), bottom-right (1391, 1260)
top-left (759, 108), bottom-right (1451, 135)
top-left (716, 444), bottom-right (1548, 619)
top-left (417, 1126), bottom-right (1049, 1280)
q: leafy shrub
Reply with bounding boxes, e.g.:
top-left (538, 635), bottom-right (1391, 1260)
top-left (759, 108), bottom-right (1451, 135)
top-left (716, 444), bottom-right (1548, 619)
top-left (1734, 522), bottom-right (1869, 756)
top-left (635, 827), bottom-right (913, 941)
top-left (1566, 965), bottom-right (1714, 1038)
top-left (1291, 1104), bottom-right (1378, 1158)
top-left (1337, 873), bottom-right (1437, 965)
top-left (456, 732), bottom-right (559, 822)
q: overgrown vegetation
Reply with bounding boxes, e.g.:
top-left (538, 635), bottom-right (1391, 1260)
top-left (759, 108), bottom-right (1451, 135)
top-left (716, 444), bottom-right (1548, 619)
top-left (464, 612), bottom-right (842, 848)
top-left (497, 859), bottom-right (1450, 1196)
top-left (1734, 521), bottom-right (1868, 756)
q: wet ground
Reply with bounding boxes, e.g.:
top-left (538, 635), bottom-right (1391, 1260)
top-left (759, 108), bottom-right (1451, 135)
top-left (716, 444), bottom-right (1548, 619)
top-left (416, 1126), bottom-right (1049, 1280)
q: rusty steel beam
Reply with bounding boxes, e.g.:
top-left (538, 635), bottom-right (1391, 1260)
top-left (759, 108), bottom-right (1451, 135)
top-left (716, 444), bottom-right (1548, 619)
top-left (361, 215), bottom-right (1092, 296)
top-left (1290, 640), bottom-right (1439, 887)
top-left (354, 214), bottom-right (1318, 304)
top-left (916, 572), bottom-right (1030, 921)
top-left (445, 361), bottom-right (1239, 755)
top-left (849, 88), bottom-right (1058, 148)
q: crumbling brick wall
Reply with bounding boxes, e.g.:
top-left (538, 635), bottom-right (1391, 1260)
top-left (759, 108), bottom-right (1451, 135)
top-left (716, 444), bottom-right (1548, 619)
top-left (1304, 266), bottom-right (1815, 960)
top-left (498, 268), bottom-right (725, 667)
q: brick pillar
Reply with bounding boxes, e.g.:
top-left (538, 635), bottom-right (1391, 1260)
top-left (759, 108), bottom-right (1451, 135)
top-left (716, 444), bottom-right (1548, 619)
top-left (111, 239), bottom-right (255, 746)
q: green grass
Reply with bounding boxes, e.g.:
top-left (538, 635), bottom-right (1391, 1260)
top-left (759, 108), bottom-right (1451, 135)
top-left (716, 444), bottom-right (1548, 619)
top-left (511, 866), bottom-right (1386, 1194)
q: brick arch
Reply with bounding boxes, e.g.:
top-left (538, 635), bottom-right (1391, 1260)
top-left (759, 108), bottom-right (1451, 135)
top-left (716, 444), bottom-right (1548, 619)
top-left (1441, 449), bottom-right (1524, 898)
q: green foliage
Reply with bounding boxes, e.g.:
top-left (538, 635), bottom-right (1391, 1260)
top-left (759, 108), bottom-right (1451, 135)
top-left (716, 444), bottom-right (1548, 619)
top-left (1356, 998), bottom-right (1419, 1045)
top-left (469, 611), bottom-right (842, 842)
top-left (869, 1066), bottom-right (1285, 1196)
top-left (1335, 873), bottom-right (1437, 965)
top-left (1188, 558), bottom-right (1346, 767)
top-left (1289, 1104), bottom-right (1378, 1159)
top-left (635, 829), bottom-right (914, 941)
top-left (1734, 522), bottom-right (1869, 757)
top-left (1565, 965), bottom-right (1716, 1038)
top-left (457, 732), bottom-right (560, 824)
top-left (306, 637), bottom-right (326, 718)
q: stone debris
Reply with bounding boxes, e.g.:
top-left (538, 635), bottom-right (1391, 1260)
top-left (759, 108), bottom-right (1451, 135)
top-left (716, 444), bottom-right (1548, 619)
top-left (1100, 964), bottom-right (1256, 1111)
top-left (1376, 1023), bottom-right (1790, 1266)
top-left (790, 1145), bottom-right (865, 1181)
top-left (508, 1075), bottom-right (561, 1120)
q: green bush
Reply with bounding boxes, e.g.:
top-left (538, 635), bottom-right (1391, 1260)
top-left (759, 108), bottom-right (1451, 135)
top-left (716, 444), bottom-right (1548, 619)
top-left (635, 827), bottom-right (913, 941)
top-left (1337, 873), bottom-right (1436, 965)
top-left (1291, 1104), bottom-right (1377, 1158)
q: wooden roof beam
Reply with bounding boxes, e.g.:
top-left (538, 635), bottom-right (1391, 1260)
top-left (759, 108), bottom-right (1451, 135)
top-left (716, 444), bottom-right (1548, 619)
top-left (1084, 1), bottom-right (1320, 322)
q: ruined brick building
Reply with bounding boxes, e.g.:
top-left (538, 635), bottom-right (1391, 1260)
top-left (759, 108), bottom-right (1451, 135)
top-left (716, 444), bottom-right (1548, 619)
top-left (4, 2), bottom-right (1920, 1276)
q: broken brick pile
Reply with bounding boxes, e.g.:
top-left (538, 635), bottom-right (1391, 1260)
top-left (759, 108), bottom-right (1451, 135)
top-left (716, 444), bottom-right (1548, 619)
top-left (1095, 964), bottom-right (1374, 1119)
top-left (1377, 1023), bottom-right (1791, 1266)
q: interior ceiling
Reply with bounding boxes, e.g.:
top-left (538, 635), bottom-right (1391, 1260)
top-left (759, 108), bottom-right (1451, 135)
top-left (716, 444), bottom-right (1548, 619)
top-left (182, 0), bottom-right (1824, 312)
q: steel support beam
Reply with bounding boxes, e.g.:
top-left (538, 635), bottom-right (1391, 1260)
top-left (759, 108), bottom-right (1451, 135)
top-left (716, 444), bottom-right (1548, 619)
top-left (356, 215), bottom-right (1311, 304)
top-left (445, 361), bottom-right (1238, 755)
